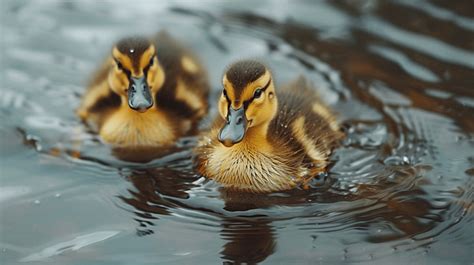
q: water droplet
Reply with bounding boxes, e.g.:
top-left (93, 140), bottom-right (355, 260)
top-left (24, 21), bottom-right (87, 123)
top-left (34, 200), bottom-right (40, 205)
top-left (402, 156), bottom-right (409, 163)
top-left (55, 193), bottom-right (61, 198)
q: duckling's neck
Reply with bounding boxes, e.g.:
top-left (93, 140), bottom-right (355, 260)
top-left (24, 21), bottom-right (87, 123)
top-left (240, 122), bottom-right (271, 149)
top-left (202, 121), bottom-right (297, 192)
top-left (99, 100), bottom-right (176, 147)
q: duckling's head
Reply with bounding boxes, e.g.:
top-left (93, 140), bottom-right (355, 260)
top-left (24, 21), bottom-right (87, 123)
top-left (108, 36), bottom-right (165, 112)
top-left (218, 60), bottom-right (277, 147)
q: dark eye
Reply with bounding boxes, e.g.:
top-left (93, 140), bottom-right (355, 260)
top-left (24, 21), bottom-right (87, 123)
top-left (254, 88), bottom-right (263, 99)
top-left (223, 89), bottom-right (228, 98)
top-left (149, 57), bottom-right (154, 67)
top-left (116, 61), bottom-right (123, 70)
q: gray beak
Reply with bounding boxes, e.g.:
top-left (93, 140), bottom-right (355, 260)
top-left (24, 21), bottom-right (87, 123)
top-left (128, 77), bottom-right (153, 112)
top-left (218, 107), bottom-right (248, 147)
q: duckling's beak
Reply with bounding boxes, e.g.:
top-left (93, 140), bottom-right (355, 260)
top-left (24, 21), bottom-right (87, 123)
top-left (218, 107), bottom-right (248, 147)
top-left (128, 77), bottom-right (153, 112)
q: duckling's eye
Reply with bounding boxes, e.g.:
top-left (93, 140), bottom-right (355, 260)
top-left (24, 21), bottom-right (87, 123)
top-left (116, 61), bottom-right (123, 71)
top-left (222, 89), bottom-right (228, 98)
top-left (149, 57), bottom-right (154, 67)
top-left (253, 88), bottom-right (263, 99)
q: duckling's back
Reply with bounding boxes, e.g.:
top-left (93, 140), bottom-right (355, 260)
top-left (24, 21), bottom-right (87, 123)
top-left (270, 77), bottom-right (343, 167)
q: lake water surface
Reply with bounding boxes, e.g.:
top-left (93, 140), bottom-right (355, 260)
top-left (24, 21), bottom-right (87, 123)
top-left (1, 0), bottom-right (474, 264)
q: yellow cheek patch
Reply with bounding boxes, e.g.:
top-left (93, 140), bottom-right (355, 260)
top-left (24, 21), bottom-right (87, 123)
top-left (117, 73), bottom-right (129, 88)
top-left (148, 65), bottom-right (165, 91)
top-left (181, 56), bottom-right (199, 74)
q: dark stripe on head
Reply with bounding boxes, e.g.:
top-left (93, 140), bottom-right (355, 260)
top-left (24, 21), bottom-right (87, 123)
top-left (243, 77), bottom-right (272, 109)
top-left (225, 60), bottom-right (266, 97)
top-left (116, 36), bottom-right (151, 72)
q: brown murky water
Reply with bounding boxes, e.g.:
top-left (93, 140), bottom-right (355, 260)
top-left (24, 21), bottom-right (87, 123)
top-left (1, 1), bottom-right (474, 264)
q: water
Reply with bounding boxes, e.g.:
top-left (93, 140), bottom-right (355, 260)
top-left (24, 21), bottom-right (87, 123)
top-left (1, 0), bottom-right (473, 264)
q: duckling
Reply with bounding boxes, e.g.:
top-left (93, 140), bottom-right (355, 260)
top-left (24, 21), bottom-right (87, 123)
top-left (77, 31), bottom-right (209, 147)
top-left (194, 60), bottom-right (344, 193)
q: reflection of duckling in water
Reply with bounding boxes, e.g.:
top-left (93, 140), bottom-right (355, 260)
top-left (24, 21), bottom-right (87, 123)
top-left (119, 168), bottom-right (277, 263)
top-left (117, 168), bottom-right (198, 236)
top-left (77, 31), bottom-right (209, 147)
top-left (220, 218), bottom-right (275, 264)
top-left (194, 60), bottom-right (344, 193)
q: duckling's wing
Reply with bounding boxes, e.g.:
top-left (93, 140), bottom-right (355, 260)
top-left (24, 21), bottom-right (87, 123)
top-left (271, 78), bottom-right (322, 141)
top-left (271, 77), bottom-right (343, 167)
top-left (77, 56), bottom-right (120, 128)
top-left (279, 76), bottom-right (340, 131)
top-left (86, 57), bottom-right (112, 89)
